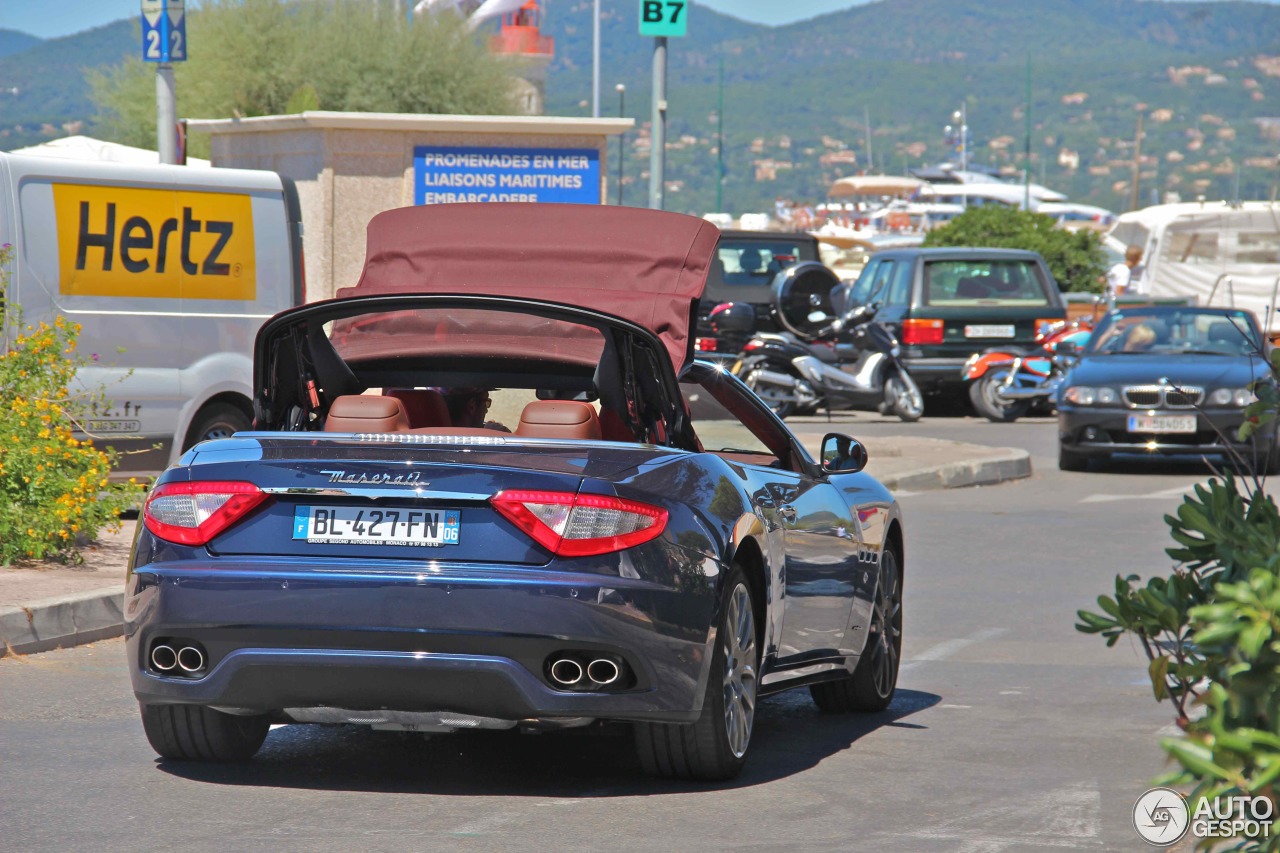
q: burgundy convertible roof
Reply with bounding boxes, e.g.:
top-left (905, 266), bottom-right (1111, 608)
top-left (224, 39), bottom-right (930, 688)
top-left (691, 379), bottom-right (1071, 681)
top-left (336, 203), bottom-right (720, 370)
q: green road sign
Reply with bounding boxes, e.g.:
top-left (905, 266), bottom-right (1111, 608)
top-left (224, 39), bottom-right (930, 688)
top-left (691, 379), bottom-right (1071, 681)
top-left (639, 0), bottom-right (687, 37)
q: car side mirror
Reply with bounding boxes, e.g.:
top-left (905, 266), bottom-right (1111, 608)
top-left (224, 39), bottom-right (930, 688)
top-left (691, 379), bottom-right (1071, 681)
top-left (821, 433), bottom-right (867, 474)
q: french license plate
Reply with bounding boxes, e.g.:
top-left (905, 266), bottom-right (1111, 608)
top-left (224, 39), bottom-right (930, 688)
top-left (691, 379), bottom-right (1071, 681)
top-left (1127, 415), bottom-right (1196, 434)
top-left (292, 506), bottom-right (460, 546)
top-left (964, 324), bottom-right (1015, 338)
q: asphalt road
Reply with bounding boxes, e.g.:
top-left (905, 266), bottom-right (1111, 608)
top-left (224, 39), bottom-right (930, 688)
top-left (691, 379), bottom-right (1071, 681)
top-left (0, 411), bottom-right (1224, 852)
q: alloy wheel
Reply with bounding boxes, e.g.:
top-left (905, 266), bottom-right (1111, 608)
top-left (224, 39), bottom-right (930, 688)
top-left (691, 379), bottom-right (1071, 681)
top-left (869, 558), bottom-right (902, 697)
top-left (721, 583), bottom-right (758, 758)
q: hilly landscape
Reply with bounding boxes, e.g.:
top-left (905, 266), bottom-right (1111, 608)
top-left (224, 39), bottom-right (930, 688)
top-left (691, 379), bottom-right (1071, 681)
top-left (2, 0), bottom-right (1279, 216)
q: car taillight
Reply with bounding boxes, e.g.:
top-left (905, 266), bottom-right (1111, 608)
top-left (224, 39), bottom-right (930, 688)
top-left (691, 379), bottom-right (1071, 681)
top-left (143, 481), bottom-right (269, 546)
top-left (696, 337), bottom-right (718, 352)
top-left (901, 319), bottom-right (944, 345)
top-left (490, 490), bottom-right (668, 557)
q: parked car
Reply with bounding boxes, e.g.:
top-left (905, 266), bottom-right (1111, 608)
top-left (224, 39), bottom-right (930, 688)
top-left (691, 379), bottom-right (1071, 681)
top-left (845, 248), bottom-right (1068, 400)
top-left (125, 203), bottom-right (906, 782)
top-left (1056, 305), bottom-right (1278, 473)
top-left (695, 229), bottom-right (822, 360)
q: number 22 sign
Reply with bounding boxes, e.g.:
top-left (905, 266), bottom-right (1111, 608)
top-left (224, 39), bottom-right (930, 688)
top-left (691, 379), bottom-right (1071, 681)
top-left (141, 0), bottom-right (187, 63)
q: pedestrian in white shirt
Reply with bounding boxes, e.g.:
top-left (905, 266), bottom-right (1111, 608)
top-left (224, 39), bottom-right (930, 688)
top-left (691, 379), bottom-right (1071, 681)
top-left (1104, 245), bottom-right (1144, 304)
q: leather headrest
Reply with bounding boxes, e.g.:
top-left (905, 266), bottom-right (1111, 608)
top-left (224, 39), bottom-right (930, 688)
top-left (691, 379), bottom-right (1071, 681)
top-left (324, 395), bottom-right (409, 433)
top-left (515, 401), bottom-right (602, 441)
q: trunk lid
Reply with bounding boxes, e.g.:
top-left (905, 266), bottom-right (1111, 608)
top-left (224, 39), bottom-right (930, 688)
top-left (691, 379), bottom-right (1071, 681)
top-left (184, 435), bottom-right (679, 564)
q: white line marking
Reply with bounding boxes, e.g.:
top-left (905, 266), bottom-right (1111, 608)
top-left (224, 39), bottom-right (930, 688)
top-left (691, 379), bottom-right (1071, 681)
top-left (1080, 483), bottom-right (1201, 504)
top-left (450, 811), bottom-right (521, 836)
top-left (904, 782), bottom-right (1103, 847)
top-left (901, 627), bottom-right (1009, 672)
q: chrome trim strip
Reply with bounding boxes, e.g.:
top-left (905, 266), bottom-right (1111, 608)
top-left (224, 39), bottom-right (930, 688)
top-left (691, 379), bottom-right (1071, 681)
top-left (260, 486), bottom-right (490, 501)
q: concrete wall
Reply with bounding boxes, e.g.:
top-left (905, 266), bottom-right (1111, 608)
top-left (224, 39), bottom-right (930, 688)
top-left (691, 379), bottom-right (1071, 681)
top-left (187, 112), bottom-right (630, 301)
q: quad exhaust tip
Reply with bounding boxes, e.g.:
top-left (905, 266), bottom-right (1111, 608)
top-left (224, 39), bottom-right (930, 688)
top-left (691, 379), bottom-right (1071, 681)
top-left (549, 658), bottom-right (585, 686)
top-left (587, 658), bottom-right (621, 686)
top-left (177, 646), bottom-right (206, 673)
top-left (150, 644), bottom-right (178, 672)
top-left (547, 654), bottom-right (628, 689)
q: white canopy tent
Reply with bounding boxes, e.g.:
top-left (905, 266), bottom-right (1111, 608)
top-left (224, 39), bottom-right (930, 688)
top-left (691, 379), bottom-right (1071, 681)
top-left (1105, 202), bottom-right (1280, 331)
top-left (5, 135), bottom-right (211, 167)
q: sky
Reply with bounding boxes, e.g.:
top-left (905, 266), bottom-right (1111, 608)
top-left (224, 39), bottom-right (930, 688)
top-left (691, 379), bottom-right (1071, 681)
top-left (4, 0), bottom-right (865, 40)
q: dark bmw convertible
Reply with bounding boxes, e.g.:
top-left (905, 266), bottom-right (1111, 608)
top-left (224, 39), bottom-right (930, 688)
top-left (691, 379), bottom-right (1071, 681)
top-left (1057, 305), bottom-right (1278, 473)
top-left (125, 203), bottom-right (906, 780)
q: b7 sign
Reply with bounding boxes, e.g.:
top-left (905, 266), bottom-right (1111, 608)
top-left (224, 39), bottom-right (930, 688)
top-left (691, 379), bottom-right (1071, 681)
top-left (639, 0), bottom-right (687, 37)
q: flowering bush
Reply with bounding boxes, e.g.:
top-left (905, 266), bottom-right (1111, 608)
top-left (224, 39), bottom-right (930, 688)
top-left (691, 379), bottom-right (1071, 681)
top-left (0, 244), bottom-right (143, 564)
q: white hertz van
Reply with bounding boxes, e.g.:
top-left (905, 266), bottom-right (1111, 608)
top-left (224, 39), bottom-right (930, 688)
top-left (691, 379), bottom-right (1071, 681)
top-left (0, 154), bottom-right (304, 476)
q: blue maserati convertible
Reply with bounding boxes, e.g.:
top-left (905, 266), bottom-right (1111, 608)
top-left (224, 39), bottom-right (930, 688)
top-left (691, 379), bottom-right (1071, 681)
top-left (124, 203), bottom-right (906, 781)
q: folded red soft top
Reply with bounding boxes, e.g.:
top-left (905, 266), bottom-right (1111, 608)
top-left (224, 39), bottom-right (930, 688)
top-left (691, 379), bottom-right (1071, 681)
top-left (336, 202), bottom-right (720, 371)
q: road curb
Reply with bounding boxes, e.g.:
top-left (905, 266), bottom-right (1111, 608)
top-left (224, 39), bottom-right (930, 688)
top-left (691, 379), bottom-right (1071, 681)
top-left (0, 586), bottom-right (124, 658)
top-left (877, 448), bottom-right (1033, 492)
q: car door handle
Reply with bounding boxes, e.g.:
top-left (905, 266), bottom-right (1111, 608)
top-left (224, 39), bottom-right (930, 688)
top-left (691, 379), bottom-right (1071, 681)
top-left (779, 505), bottom-right (798, 523)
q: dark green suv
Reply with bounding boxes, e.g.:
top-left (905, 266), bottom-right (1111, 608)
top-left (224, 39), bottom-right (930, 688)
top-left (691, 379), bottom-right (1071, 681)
top-left (849, 248), bottom-right (1067, 395)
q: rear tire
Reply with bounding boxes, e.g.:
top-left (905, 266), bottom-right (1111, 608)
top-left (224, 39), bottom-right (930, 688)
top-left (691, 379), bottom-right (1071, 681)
top-left (184, 402), bottom-right (251, 451)
top-left (810, 548), bottom-right (902, 713)
top-left (969, 372), bottom-right (1031, 423)
top-left (636, 568), bottom-right (759, 780)
top-left (1058, 444), bottom-right (1089, 472)
top-left (140, 704), bottom-right (269, 762)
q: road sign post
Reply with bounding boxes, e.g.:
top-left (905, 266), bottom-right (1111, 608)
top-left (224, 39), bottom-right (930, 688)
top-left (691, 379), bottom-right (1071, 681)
top-left (638, 1), bottom-right (686, 210)
top-left (142, 0), bottom-right (186, 165)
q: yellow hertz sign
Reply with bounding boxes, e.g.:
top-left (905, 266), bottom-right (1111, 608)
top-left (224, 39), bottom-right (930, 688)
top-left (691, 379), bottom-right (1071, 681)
top-left (53, 183), bottom-right (256, 300)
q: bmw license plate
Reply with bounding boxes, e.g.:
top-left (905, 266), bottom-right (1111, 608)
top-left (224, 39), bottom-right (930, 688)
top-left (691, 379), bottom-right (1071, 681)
top-left (1127, 415), bottom-right (1196, 434)
top-left (964, 325), bottom-right (1015, 338)
top-left (292, 506), bottom-right (460, 546)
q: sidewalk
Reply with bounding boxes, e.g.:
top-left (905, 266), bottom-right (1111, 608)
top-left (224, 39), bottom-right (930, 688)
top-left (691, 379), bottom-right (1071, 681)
top-left (0, 433), bottom-right (1030, 658)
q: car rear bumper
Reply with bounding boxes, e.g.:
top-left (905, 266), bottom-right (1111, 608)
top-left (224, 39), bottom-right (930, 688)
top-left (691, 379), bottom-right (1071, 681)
top-left (1058, 406), bottom-right (1270, 458)
top-left (901, 357), bottom-right (970, 390)
top-left (125, 558), bottom-right (719, 724)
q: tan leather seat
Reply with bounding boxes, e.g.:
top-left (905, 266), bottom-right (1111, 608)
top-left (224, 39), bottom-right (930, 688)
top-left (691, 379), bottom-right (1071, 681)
top-left (324, 395), bottom-right (409, 433)
top-left (515, 401), bottom-right (602, 441)
top-left (383, 388), bottom-right (451, 429)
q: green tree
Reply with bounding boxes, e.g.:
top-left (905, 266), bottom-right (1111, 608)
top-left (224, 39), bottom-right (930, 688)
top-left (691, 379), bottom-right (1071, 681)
top-left (922, 207), bottom-right (1107, 294)
top-left (88, 0), bottom-right (518, 156)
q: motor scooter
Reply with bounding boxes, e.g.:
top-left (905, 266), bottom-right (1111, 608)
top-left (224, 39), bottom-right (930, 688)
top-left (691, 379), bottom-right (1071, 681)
top-left (962, 318), bottom-right (1094, 422)
top-left (717, 262), bottom-right (924, 422)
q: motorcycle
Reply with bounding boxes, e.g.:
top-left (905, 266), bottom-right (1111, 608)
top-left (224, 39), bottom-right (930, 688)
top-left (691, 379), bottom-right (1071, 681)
top-left (716, 262), bottom-right (924, 422)
top-left (962, 317), bottom-right (1094, 422)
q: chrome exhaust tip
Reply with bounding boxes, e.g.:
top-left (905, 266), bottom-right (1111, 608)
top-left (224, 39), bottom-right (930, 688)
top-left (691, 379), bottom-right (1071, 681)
top-left (177, 646), bottom-right (205, 673)
top-left (150, 645), bottom-right (177, 672)
top-left (586, 658), bottom-right (621, 686)
top-left (549, 658), bottom-right (584, 686)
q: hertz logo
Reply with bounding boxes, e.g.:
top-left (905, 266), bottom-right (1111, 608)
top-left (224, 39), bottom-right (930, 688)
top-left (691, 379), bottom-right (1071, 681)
top-left (53, 183), bottom-right (256, 301)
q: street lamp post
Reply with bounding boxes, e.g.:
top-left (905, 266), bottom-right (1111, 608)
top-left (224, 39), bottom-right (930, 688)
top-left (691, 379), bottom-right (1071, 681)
top-left (953, 105), bottom-right (968, 173)
top-left (616, 83), bottom-right (626, 206)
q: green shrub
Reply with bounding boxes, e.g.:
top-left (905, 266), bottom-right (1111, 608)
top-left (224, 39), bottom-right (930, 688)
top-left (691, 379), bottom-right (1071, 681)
top-left (922, 206), bottom-right (1107, 293)
top-left (0, 244), bottom-right (144, 564)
